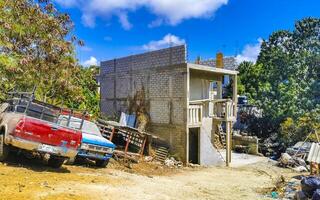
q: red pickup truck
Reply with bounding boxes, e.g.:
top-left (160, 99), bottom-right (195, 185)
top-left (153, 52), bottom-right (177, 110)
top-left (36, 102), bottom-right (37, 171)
top-left (0, 94), bottom-right (82, 168)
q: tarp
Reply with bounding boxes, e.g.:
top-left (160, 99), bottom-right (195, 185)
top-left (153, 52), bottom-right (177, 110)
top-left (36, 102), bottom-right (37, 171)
top-left (307, 143), bottom-right (320, 164)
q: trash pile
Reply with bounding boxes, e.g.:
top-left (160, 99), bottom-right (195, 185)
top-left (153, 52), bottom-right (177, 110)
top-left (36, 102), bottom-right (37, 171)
top-left (279, 153), bottom-right (308, 172)
top-left (283, 179), bottom-right (301, 199)
top-left (295, 176), bottom-right (320, 200)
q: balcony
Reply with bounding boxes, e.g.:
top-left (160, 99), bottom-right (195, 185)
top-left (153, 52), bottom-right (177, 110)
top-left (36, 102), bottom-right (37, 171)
top-left (188, 104), bottom-right (203, 127)
top-left (209, 99), bottom-right (236, 122)
top-left (188, 99), bottom-right (236, 126)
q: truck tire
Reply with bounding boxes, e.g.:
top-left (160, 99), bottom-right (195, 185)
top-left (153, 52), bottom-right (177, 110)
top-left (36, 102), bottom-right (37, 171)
top-left (0, 131), bottom-right (9, 162)
top-left (48, 156), bottom-right (65, 168)
top-left (95, 159), bottom-right (109, 168)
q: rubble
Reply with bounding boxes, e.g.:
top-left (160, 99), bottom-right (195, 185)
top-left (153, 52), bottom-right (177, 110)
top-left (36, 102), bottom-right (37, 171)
top-left (164, 157), bottom-right (183, 168)
top-left (278, 153), bottom-right (308, 171)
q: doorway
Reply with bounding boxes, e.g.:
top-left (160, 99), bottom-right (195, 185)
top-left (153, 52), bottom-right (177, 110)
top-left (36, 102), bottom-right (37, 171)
top-left (189, 128), bottom-right (200, 164)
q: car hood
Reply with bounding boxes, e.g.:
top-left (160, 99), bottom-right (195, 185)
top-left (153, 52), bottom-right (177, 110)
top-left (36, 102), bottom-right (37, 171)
top-left (82, 133), bottom-right (115, 148)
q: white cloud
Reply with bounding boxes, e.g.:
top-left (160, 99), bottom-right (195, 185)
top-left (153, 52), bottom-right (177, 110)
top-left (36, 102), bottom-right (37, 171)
top-left (83, 56), bottom-right (98, 66)
top-left (55, 0), bottom-right (228, 29)
top-left (236, 38), bottom-right (263, 63)
top-left (146, 0), bottom-right (228, 26)
top-left (117, 12), bottom-right (132, 30)
top-left (142, 34), bottom-right (185, 51)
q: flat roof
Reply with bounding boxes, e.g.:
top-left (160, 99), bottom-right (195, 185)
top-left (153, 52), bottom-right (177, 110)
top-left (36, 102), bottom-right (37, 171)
top-left (187, 63), bottom-right (238, 75)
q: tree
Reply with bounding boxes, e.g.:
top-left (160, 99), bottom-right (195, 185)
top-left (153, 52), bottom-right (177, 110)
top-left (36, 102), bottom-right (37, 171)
top-left (67, 66), bottom-right (100, 117)
top-left (0, 0), bottom-right (84, 105)
top-left (239, 17), bottom-right (320, 121)
top-left (238, 18), bottom-right (320, 145)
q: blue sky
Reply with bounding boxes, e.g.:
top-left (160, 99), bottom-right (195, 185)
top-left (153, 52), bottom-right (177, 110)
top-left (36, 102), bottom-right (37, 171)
top-left (54, 0), bottom-right (320, 66)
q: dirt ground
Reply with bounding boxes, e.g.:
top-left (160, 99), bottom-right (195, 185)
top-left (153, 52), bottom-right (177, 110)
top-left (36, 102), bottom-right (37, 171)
top-left (0, 154), bottom-right (300, 200)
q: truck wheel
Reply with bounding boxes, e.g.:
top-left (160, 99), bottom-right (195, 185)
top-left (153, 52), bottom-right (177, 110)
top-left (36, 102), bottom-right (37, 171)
top-left (95, 159), bottom-right (109, 168)
top-left (0, 132), bottom-right (9, 162)
top-left (48, 156), bottom-right (65, 168)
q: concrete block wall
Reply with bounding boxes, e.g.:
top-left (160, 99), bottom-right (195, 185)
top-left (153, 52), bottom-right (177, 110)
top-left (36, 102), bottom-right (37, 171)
top-left (100, 45), bottom-right (187, 76)
top-left (199, 57), bottom-right (238, 70)
top-left (99, 45), bottom-right (188, 161)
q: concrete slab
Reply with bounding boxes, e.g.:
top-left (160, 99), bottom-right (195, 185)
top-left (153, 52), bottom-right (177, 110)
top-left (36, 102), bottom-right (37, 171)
top-left (219, 150), bottom-right (266, 167)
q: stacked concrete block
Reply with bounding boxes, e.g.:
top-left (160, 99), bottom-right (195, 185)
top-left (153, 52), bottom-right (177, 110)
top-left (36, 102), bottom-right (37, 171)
top-left (199, 57), bottom-right (238, 70)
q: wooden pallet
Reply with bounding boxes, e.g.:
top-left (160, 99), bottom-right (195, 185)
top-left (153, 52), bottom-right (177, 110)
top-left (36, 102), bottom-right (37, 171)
top-left (155, 147), bottom-right (169, 163)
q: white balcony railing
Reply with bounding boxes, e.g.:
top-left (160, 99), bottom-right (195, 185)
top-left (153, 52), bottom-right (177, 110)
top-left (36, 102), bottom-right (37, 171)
top-left (188, 105), bottom-right (203, 127)
top-left (188, 99), bottom-right (236, 126)
top-left (210, 99), bottom-right (236, 121)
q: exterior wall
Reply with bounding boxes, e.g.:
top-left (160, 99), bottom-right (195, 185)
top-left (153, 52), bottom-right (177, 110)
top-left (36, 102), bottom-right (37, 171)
top-left (189, 77), bottom-right (210, 101)
top-left (199, 117), bottom-right (224, 165)
top-left (99, 45), bottom-right (188, 162)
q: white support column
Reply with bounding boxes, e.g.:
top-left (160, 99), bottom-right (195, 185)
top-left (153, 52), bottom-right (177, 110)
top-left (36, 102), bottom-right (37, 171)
top-left (232, 75), bottom-right (238, 117)
top-left (186, 67), bottom-right (190, 164)
top-left (226, 121), bottom-right (230, 166)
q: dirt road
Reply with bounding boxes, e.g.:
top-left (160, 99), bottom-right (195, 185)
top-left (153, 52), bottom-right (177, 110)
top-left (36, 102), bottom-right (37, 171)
top-left (0, 155), bottom-right (299, 200)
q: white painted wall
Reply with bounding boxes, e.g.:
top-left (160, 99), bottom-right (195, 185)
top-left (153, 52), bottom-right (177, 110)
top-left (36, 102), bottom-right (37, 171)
top-left (198, 117), bottom-right (224, 165)
top-left (189, 77), bottom-right (210, 101)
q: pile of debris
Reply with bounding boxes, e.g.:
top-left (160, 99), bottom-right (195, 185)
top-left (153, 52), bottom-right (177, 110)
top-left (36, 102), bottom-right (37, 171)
top-left (293, 176), bottom-right (320, 200)
top-left (279, 153), bottom-right (308, 172)
top-left (164, 157), bottom-right (183, 168)
top-left (144, 147), bottom-right (183, 168)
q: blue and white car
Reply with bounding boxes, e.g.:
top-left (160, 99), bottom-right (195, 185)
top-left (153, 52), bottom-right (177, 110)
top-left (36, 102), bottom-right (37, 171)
top-left (58, 115), bottom-right (115, 167)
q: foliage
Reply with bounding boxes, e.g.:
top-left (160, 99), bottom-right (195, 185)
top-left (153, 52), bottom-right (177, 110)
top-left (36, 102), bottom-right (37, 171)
top-left (239, 17), bottom-right (320, 121)
top-left (238, 17), bottom-right (320, 143)
top-left (0, 0), bottom-right (100, 117)
top-left (67, 66), bottom-right (100, 118)
top-left (280, 108), bottom-right (320, 146)
top-left (224, 75), bottom-right (245, 98)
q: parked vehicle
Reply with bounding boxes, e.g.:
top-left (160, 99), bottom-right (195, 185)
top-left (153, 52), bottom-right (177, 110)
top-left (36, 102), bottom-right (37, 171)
top-left (0, 92), bottom-right (83, 168)
top-left (58, 115), bottom-right (115, 167)
top-left (238, 95), bottom-right (248, 105)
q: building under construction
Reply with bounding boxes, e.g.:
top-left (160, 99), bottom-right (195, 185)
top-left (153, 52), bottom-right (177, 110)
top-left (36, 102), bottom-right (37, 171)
top-left (98, 45), bottom-right (238, 166)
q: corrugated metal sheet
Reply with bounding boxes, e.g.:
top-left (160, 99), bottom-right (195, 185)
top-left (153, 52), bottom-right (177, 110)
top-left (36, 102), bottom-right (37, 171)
top-left (307, 143), bottom-right (320, 163)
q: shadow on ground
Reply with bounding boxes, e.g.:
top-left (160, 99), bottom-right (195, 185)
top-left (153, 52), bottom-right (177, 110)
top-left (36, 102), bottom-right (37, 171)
top-left (3, 152), bottom-right (70, 173)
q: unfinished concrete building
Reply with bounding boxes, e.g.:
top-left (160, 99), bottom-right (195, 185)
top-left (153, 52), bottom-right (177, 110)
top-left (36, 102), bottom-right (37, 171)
top-left (99, 45), bottom-right (238, 166)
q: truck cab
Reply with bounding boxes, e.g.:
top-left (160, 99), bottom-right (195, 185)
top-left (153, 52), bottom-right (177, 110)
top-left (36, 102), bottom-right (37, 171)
top-left (58, 115), bottom-right (115, 167)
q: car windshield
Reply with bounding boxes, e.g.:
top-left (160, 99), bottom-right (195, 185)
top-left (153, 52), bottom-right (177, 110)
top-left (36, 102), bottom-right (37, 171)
top-left (57, 115), bottom-right (101, 136)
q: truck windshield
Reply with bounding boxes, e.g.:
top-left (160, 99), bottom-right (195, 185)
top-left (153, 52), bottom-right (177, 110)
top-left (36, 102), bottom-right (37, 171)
top-left (57, 115), bottom-right (101, 136)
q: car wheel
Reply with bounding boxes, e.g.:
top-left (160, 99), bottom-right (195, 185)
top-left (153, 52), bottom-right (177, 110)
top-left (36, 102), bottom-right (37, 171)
top-left (48, 156), bottom-right (65, 168)
top-left (0, 132), bottom-right (9, 162)
top-left (95, 159), bottom-right (109, 168)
